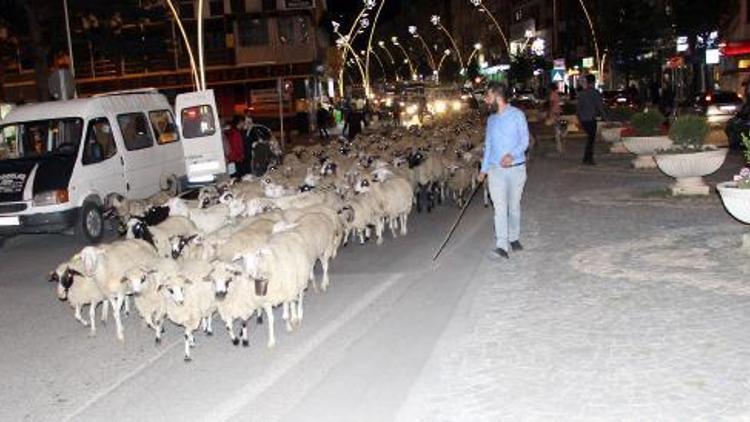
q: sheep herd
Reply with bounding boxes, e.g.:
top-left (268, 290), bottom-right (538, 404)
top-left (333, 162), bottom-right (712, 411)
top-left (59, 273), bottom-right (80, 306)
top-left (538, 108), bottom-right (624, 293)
top-left (49, 111), bottom-right (486, 361)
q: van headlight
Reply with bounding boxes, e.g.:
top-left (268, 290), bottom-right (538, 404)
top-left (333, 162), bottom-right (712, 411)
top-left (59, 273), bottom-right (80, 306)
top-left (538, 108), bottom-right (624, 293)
top-left (33, 189), bottom-right (69, 206)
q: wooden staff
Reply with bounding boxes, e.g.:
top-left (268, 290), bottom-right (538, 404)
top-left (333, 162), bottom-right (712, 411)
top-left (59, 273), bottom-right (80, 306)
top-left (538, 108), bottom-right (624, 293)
top-left (432, 180), bottom-right (484, 261)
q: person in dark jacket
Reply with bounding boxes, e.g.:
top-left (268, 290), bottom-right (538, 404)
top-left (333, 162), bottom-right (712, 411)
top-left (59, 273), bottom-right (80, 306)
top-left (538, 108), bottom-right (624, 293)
top-left (225, 115), bottom-right (245, 176)
top-left (576, 74), bottom-right (606, 165)
top-left (316, 104), bottom-right (330, 142)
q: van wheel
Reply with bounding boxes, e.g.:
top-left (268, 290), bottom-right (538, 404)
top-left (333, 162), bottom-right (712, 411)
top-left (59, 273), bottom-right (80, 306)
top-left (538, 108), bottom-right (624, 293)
top-left (76, 202), bottom-right (104, 244)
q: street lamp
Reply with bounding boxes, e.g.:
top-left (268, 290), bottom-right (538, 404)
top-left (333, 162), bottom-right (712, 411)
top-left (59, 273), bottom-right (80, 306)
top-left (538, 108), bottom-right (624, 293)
top-left (469, 0), bottom-right (510, 55)
top-left (335, 0), bottom-right (378, 97)
top-left (431, 15), bottom-right (464, 73)
top-left (408, 25), bottom-right (437, 72)
top-left (392, 36), bottom-right (417, 80)
top-left (332, 23), bottom-right (368, 87)
top-left (577, 0), bottom-right (602, 84)
top-left (435, 49), bottom-right (452, 84)
top-left (365, 0), bottom-right (387, 98)
top-left (467, 42), bottom-right (482, 68)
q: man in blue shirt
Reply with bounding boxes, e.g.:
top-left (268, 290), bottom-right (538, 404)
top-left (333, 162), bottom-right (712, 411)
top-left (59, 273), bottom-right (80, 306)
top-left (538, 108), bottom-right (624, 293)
top-left (478, 82), bottom-right (529, 259)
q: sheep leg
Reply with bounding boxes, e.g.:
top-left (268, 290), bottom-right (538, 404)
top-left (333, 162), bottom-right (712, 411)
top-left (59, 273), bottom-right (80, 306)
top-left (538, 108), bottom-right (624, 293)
top-left (204, 315), bottom-right (214, 336)
top-left (240, 320), bottom-right (249, 347)
top-left (289, 300), bottom-right (299, 328)
top-left (359, 229), bottom-right (366, 245)
top-left (101, 299), bottom-right (109, 324)
top-left (88, 303), bottom-right (97, 337)
top-left (297, 291), bottom-right (304, 324)
top-left (110, 295), bottom-right (125, 342)
top-left (376, 219), bottom-right (384, 245)
top-left (282, 302), bottom-right (293, 332)
top-left (154, 318), bottom-right (164, 345)
top-left (389, 217), bottom-right (398, 238)
top-left (264, 305), bottom-right (276, 348)
top-left (74, 305), bottom-right (88, 327)
top-left (183, 329), bottom-right (192, 362)
top-left (123, 295), bottom-right (130, 318)
top-left (400, 214), bottom-right (408, 236)
top-left (321, 257), bottom-right (330, 292)
top-left (226, 319), bottom-right (239, 346)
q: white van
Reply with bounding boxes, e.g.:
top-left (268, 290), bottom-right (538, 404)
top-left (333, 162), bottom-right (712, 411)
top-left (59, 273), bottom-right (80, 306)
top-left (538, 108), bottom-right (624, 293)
top-left (0, 89), bottom-right (226, 242)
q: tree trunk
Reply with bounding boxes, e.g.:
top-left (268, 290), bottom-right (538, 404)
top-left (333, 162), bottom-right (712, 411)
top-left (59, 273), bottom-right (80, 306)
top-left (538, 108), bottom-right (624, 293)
top-left (23, 0), bottom-right (49, 102)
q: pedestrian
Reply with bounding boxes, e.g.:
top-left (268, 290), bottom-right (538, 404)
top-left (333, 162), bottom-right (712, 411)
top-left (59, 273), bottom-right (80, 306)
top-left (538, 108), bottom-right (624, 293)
top-left (224, 115), bottom-right (245, 177)
top-left (477, 82), bottom-right (529, 260)
top-left (546, 83), bottom-right (563, 153)
top-left (316, 104), bottom-right (330, 142)
top-left (576, 74), bottom-right (606, 165)
top-left (347, 105), bottom-right (363, 141)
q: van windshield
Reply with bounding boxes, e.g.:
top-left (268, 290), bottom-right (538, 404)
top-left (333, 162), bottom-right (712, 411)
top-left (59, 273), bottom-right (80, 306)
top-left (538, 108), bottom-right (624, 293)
top-left (0, 118), bottom-right (83, 161)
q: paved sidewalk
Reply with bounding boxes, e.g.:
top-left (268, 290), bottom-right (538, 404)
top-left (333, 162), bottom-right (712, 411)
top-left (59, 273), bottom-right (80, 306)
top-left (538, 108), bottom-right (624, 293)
top-left (397, 139), bottom-right (750, 421)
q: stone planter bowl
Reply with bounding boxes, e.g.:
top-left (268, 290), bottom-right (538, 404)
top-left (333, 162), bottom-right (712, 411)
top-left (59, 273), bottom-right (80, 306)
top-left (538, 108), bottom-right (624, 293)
top-left (601, 127), bottom-right (624, 143)
top-left (655, 148), bottom-right (728, 195)
top-left (622, 136), bottom-right (673, 168)
top-left (717, 181), bottom-right (750, 253)
top-left (718, 182), bottom-right (750, 224)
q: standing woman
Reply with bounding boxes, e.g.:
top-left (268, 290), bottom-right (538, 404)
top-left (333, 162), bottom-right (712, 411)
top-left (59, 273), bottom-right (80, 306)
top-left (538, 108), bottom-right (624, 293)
top-left (478, 82), bottom-right (530, 260)
top-left (547, 83), bottom-right (564, 153)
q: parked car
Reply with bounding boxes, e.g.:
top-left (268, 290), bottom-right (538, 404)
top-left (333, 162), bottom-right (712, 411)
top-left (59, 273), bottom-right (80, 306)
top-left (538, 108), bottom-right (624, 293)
top-left (0, 89), bottom-right (226, 242)
top-left (681, 90), bottom-right (743, 125)
top-left (602, 90), bottom-right (637, 108)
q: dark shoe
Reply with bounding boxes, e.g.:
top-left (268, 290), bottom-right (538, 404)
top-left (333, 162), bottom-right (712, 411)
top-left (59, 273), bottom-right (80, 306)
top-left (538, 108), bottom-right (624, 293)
top-left (489, 248), bottom-right (510, 260)
top-left (510, 241), bottom-right (524, 252)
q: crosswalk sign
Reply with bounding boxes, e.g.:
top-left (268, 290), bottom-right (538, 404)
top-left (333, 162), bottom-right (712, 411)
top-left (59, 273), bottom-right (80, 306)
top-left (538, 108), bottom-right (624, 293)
top-left (550, 69), bottom-right (566, 82)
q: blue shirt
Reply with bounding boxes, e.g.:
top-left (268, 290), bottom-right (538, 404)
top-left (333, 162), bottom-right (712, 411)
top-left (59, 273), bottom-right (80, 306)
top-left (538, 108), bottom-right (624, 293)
top-left (481, 105), bottom-right (530, 173)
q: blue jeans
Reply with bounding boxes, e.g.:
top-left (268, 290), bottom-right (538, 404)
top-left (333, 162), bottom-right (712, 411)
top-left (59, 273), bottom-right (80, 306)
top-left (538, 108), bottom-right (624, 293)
top-left (487, 164), bottom-right (527, 250)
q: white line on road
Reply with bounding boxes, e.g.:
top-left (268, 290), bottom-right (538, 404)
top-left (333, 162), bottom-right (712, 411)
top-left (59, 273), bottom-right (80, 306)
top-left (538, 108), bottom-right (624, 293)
top-left (62, 338), bottom-right (182, 422)
top-left (203, 272), bottom-right (406, 422)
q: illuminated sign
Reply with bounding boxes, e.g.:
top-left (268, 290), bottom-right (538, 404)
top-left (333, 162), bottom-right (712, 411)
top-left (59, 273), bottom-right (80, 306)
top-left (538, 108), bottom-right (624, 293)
top-left (582, 57), bottom-right (594, 68)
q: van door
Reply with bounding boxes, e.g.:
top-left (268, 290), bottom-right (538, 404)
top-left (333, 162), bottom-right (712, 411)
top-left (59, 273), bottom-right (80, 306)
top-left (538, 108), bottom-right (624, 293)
top-left (175, 90), bottom-right (227, 185)
top-left (115, 112), bottom-right (159, 198)
top-left (74, 117), bottom-right (127, 203)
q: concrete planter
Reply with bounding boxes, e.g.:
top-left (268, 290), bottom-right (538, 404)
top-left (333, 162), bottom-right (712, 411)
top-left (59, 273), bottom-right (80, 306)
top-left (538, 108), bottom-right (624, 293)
top-left (655, 148), bottom-right (728, 195)
top-left (601, 126), bottom-right (627, 153)
top-left (717, 182), bottom-right (750, 253)
top-left (622, 136), bottom-right (673, 168)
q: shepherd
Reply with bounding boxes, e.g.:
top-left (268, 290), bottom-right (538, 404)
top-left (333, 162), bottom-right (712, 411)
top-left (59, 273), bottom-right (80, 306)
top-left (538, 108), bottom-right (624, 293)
top-left (477, 82), bottom-right (529, 260)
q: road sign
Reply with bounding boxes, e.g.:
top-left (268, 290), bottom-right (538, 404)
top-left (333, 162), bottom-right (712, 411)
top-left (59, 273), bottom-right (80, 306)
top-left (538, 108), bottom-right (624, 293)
top-left (550, 69), bottom-right (566, 83)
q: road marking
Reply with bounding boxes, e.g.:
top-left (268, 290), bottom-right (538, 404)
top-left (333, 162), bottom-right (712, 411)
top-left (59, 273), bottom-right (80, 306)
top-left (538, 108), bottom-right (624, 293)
top-left (62, 338), bottom-right (181, 422)
top-left (203, 272), bottom-right (406, 422)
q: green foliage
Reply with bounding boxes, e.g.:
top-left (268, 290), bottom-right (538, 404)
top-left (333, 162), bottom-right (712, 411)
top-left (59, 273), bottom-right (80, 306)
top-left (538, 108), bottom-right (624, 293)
top-left (630, 109), bottom-right (664, 137)
top-left (668, 115), bottom-right (709, 147)
top-left (742, 132), bottom-right (750, 164)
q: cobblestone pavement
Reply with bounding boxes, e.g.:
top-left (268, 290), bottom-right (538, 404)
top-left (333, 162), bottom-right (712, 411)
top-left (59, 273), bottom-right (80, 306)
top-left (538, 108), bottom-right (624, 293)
top-left (397, 139), bottom-right (750, 421)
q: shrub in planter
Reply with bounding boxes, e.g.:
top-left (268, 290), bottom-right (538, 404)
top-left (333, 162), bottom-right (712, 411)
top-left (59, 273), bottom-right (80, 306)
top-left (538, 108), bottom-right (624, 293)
top-left (664, 114), bottom-right (710, 152)
top-left (629, 109), bottom-right (665, 136)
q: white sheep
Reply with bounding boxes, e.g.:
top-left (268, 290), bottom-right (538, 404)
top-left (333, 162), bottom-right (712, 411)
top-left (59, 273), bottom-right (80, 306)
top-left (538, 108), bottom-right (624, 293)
top-left (121, 258), bottom-right (179, 344)
top-left (209, 261), bottom-right (264, 347)
top-left (168, 197), bottom-right (231, 234)
top-left (50, 257), bottom-right (109, 337)
top-left (237, 229), bottom-right (314, 348)
top-left (159, 259), bottom-right (217, 361)
top-left (78, 239), bottom-right (157, 341)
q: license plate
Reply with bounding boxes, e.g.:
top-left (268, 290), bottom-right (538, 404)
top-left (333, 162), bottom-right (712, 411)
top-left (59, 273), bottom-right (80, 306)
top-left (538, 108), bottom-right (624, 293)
top-left (0, 216), bottom-right (20, 226)
top-left (720, 105), bottom-right (737, 112)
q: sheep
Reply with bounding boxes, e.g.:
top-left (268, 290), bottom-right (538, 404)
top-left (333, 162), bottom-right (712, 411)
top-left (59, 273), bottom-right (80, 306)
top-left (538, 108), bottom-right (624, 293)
top-left (209, 261), bottom-right (264, 347)
top-left (127, 216), bottom-right (199, 258)
top-left (78, 239), bottom-right (157, 341)
top-left (159, 260), bottom-right (217, 361)
top-left (273, 210), bottom-right (338, 292)
top-left (120, 258), bottom-right (180, 344)
top-left (237, 229), bottom-right (315, 348)
top-left (367, 167), bottom-right (414, 238)
top-left (446, 163), bottom-right (477, 207)
top-left (50, 257), bottom-right (109, 337)
top-left (339, 193), bottom-right (378, 246)
top-left (168, 197), bottom-right (231, 234)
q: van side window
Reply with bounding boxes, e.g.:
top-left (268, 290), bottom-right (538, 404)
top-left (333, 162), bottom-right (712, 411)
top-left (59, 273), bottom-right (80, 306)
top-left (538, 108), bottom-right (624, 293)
top-left (149, 110), bottom-right (180, 145)
top-left (117, 113), bottom-right (154, 151)
top-left (181, 105), bottom-right (216, 138)
top-left (82, 118), bottom-right (117, 165)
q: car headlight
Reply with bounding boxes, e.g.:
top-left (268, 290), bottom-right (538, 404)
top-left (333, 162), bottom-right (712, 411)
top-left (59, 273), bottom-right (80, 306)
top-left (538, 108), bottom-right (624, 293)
top-left (451, 100), bottom-right (462, 111)
top-left (406, 104), bottom-right (419, 115)
top-left (33, 189), bottom-right (69, 206)
top-left (385, 99), bottom-right (393, 107)
top-left (433, 101), bottom-right (447, 114)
